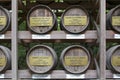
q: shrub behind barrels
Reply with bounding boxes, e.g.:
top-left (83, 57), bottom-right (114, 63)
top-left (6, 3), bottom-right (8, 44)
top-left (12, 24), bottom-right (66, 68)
top-left (63, 0), bottom-right (81, 4)
top-left (36, 0), bottom-right (54, 4)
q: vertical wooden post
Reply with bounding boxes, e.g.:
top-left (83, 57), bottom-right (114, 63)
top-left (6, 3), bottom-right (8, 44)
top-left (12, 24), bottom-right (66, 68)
top-left (12, 0), bottom-right (18, 79)
top-left (100, 0), bottom-right (106, 79)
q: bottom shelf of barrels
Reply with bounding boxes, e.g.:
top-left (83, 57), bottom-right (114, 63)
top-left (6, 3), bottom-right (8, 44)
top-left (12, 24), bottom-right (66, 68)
top-left (0, 43), bottom-right (98, 79)
top-left (0, 30), bottom-right (98, 79)
top-left (20, 44), bottom-right (97, 79)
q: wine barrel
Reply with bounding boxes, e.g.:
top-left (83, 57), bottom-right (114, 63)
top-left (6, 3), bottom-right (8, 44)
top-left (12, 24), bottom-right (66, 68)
top-left (60, 5), bottom-right (89, 34)
top-left (106, 45), bottom-right (120, 73)
top-left (107, 5), bottom-right (120, 32)
top-left (63, 0), bottom-right (81, 4)
top-left (36, 0), bottom-right (54, 4)
top-left (60, 45), bottom-right (91, 74)
top-left (0, 6), bottom-right (10, 33)
top-left (26, 45), bottom-right (57, 73)
top-left (0, 46), bottom-right (11, 73)
top-left (27, 5), bottom-right (57, 34)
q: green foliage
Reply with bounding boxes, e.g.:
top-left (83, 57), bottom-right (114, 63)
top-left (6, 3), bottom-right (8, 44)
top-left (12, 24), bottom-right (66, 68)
top-left (18, 44), bottom-right (27, 69)
top-left (19, 21), bottom-right (26, 30)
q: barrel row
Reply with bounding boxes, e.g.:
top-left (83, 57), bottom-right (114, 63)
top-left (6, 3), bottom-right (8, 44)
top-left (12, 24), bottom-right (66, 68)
top-left (1, 44), bottom-right (120, 74)
top-left (26, 45), bottom-right (91, 74)
top-left (27, 44), bottom-right (120, 74)
top-left (0, 44), bottom-right (91, 74)
top-left (0, 4), bottom-right (89, 34)
top-left (26, 4), bottom-right (120, 34)
top-left (0, 4), bottom-right (119, 34)
top-left (27, 5), bottom-right (89, 34)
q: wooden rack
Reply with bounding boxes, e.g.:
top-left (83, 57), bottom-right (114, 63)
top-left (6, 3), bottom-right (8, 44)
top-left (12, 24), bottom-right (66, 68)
top-left (0, 0), bottom-right (120, 79)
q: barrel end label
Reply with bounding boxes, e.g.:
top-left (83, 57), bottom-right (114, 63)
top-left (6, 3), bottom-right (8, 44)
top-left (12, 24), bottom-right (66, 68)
top-left (64, 56), bottom-right (88, 66)
top-left (112, 56), bottom-right (120, 66)
top-left (30, 17), bottom-right (53, 27)
top-left (0, 57), bottom-right (6, 67)
top-left (64, 16), bottom-right (87, 26)
top-left (112, 16), bottom-right (120, 26)
top-left (29, 56), bottom-right (53, 66)
top-left (0, 16), bottom-right (6, 26)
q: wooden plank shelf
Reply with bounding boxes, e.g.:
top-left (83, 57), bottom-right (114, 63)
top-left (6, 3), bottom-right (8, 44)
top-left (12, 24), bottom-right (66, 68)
top-left (0, 30), bottom-right (97, 43)
top-left (0, 30), bottom-right (98, 42)
top-left (18, 30), bottom-right (97, 39)
top-left (0, 30), bottom-right (97, 40)
top-left (18, 30), bottom-right (97, 43)
top-left (0, 31), bottom-right (11, 40)
top-left (3, 70), bottom-right (120, 79)
top-left (106, 70), bottom-right (120, 79)
top-left (106, 30), bottom-right (120, 42)
top-left (0, 70), bottom-right (97, 79)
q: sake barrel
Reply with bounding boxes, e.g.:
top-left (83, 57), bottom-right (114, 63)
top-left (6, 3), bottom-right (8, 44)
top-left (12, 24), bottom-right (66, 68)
top-left (26, 45), bottom-right (57, 73)
top-left (60, 45), bottom-right (91, 74)
top-left (60, 5), bottom-right (89, 34)
top-left (27, 5), bottom-right (57, 34)
top-left (63, 0), bottom-right (81, 4)
top-left (0, 46), bottom-right (11, 73)
top-left (107, 5), bottom-right (120, 33)
top-left (0, 6), bottom-right (10, 33)
top-left (106, 45), bottom-right (120, 73)
top-left (36, 0), bottom-right (54, 4)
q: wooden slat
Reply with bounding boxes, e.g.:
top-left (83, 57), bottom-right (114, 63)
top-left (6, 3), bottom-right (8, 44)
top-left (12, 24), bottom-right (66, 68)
top-left (0, 70), bottom-right (97, 79)
top-left (0, 30), bottom-right (97, 41)
top-left (0, 30), bottom-right (97, 43)
top-left (106, 30), bottom-right (120, 42)
top-left (107, 30), bottom-right (120, 39)
top-left (2, 70), bottom-right (120, 79)
top-left (18, 30), bottom-right (97, 40)
top-left (106, 70), bottom-right (120, 79)
top-left (3, 30), bottom-right (120, 41)
top-left (106, 70), bottom-right (113, 79)
top-left (100, 0), bottom-right (106, 79)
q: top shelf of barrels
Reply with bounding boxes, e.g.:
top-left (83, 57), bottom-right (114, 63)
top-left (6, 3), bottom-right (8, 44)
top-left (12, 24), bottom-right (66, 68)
top-left (0, 0), bottom-right (119, 42)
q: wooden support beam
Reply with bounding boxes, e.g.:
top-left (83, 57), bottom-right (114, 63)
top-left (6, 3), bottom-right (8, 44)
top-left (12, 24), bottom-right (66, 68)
top-left (100, 0), bottom-right (106, 79)
top-left (12, 0), bottom-right (18, 79)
